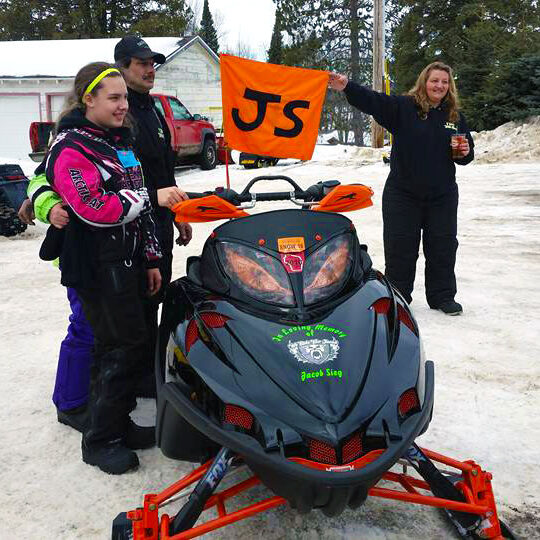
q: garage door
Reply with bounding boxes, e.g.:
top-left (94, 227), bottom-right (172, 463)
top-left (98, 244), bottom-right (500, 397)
top-left (0, 94), bottom-right (41, 160)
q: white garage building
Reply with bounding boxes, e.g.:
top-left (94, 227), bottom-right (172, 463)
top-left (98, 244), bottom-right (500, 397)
top-left (0, 36), bottom-right (222, 160)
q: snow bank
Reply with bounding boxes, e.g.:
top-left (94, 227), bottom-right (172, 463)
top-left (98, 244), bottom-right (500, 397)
top-left (318, 116), bottom-right (540, 166)
top-left (472, 116), bottom-right (540, 164)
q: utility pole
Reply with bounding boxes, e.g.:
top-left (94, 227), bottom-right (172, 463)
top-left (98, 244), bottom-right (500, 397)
top-left (350, 0), bottom-right (362, 145)
top-left (371, 0), bottom-right (385, 148)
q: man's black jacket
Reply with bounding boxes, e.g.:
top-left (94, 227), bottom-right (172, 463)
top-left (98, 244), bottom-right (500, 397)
top-left (128, 87), bottom-right (176, 252)
top-left (344, 81), bottom-right (474, 199)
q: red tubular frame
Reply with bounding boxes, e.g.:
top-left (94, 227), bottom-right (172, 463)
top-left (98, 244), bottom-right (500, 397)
top-left (123, 447), bottom-right (505, 540)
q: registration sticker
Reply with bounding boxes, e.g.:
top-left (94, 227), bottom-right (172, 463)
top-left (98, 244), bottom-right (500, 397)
top-left (278, 236), bottom-right (305, 253)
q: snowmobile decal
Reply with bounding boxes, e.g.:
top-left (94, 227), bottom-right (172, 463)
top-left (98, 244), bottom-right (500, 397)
top-left (280, 252), bottom-right (305, 273)
top-left (288, 337), bottom-right (340, 365)
top-left (301, 368), bottom-right (344, 382)
top-left (271, 324), bottom-right (348, 342)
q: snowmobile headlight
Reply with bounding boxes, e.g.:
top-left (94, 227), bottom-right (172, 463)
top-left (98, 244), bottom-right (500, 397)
top-left (303, 234), bottom-right (353, 304)
top-left (218, 242), bottom-right (294, 306)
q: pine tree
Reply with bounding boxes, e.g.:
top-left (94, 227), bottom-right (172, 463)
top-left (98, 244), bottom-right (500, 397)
top-left (0, 0), bottom-right (193, 40)
top-left (267, 10), bottom-right (283, 64)
top-left (275, 0), bottom-right (396, 145)
top-left (198, 0), bottom-right (219, 55)
top-left (392, 0), bottom-right (540, 129)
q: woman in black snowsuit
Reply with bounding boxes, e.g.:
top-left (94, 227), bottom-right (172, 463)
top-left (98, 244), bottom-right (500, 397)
top-left (329, 61), bottom-right (474, 315)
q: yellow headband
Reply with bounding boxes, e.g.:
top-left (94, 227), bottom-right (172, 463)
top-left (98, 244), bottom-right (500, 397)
top-left (82, 68), bottom-right (121, 101)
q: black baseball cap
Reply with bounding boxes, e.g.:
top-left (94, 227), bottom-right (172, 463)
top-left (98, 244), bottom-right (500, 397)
top-left (114, 36), bottom-right (166, 64)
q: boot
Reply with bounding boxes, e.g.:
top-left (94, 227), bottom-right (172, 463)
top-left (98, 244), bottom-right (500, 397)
top-left (125, 420), bottom-right (155, 450)
top-left (432, 299), bottom-right (463, 316)
top-left (57, 405), bottom-right (89, 433)
top-left (82, 439), bottom-right (139, 474)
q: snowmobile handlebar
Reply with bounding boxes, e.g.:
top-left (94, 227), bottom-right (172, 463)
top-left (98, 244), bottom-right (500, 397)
top-left (183, 190), bottom-right (300, 203)
top-left (174, 176), bottom-right (373, 221)
top-left (185, 176), bottom-right (342, 206)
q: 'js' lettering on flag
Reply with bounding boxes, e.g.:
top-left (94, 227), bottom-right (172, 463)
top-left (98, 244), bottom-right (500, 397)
top-left (221, 54), bottom-right (329, 161)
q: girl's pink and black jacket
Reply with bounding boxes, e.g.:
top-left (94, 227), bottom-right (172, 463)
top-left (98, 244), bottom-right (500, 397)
top-left (44, 109), bottom-right (162, 289)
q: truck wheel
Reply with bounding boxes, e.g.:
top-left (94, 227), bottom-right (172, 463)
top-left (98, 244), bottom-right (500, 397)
top-left (199, 139), bottom-right (217, 170)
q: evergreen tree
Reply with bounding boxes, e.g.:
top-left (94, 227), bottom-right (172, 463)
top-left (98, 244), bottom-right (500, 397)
top-left (198, 0), bottom-right (219, 55)
top-left (267, 10), bottom-right (283, 64)
top-left (482, 55), bottom-right (540, 128)
top-left (274, 0), bottom-right (400, 144)
top-left (0, 0), bottom-right (55, 39)
top-left (131, 0), bottom-right (193, 37)
top-left (392, 0), bottom-right (540, 129)
top-left (0, 0), bottom-right (193, 39)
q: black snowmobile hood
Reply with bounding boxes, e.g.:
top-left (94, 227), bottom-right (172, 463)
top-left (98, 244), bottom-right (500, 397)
top-left (183, 278), bottom-right (421, 440)
top-left (223, 297), bottom-right (372, 424)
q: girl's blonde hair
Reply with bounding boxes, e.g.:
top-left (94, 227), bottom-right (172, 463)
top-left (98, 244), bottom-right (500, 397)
top-left (408, 61), bottom-right (460, 123)
top-left (56, 62), bottom-right (125, 131)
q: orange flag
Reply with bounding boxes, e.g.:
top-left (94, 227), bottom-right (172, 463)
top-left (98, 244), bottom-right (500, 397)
top-left (221, 54), bottom-right (329, 161)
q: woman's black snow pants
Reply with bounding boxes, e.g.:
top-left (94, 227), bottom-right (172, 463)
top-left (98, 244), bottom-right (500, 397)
top-left (382, 184), bottom-right (459, 307)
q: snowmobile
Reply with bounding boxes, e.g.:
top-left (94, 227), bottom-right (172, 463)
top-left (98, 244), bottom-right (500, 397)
top-left (113, 175), bottom-right (514, 539)
top-left (0, 164), bottom-right (29, 237)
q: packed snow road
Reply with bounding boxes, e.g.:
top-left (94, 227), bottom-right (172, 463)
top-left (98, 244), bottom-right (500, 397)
top-left (1, 146), bottom-right (538, 539)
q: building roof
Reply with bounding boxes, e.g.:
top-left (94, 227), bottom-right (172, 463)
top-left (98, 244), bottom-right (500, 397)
top-left (0, 35), bottom-right (219, 79)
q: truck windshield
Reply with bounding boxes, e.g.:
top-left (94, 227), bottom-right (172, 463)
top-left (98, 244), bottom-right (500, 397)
top-left (168, 98), bottom-right (191, 120)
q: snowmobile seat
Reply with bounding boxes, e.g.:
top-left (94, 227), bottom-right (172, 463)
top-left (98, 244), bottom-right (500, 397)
top-left (186, 256), bottom-right (203, 286)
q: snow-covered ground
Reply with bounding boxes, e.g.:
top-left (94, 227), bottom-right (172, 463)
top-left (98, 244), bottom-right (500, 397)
top-left (1, 139), bottom-right (539, 538)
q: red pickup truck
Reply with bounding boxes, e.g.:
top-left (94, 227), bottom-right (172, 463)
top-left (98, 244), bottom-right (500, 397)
top-left (29, 93), bottom-right (231, 168)
top-left (152, 94), bottom-right (218, 169)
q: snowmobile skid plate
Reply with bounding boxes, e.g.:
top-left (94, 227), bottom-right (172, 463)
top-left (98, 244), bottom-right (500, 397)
top-left (112, 446), bottom-right (514, 540)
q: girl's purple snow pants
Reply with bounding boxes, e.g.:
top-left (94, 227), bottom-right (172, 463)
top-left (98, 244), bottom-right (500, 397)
top-left (52, 287), bottom-right (94, 411)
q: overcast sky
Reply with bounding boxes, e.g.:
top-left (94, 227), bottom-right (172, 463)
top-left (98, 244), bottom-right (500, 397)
top-left (207, 0), bottom-right (277, 60)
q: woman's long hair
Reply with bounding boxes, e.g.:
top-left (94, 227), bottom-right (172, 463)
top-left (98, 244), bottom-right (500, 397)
top-left (408, 61), bottom-right (460, 123)
top-left (55, 62), bottom-right (126, 132)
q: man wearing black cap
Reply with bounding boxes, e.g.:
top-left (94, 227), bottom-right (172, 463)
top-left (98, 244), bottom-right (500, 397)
top-left (114, 36), bottom-right (192, 397)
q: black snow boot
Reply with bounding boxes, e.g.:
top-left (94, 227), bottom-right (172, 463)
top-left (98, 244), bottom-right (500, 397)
top-left (57, 405), bottom-right (89, 433)
top-left (432, 300), bottom-right (463, 316)
top-left (125, 421), bottom-right (155, 450)
top-left (82, 439), bottom-right (139, 474)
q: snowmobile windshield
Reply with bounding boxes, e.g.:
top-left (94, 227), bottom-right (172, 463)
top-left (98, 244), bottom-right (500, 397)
top-left (218, 242), bottom-right (295, 306)
top-left (303, 234), bottom-right (353, 305)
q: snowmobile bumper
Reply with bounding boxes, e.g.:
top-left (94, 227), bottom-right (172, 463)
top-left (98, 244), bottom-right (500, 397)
top-left (156, 361), bottom-right (434, 498)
